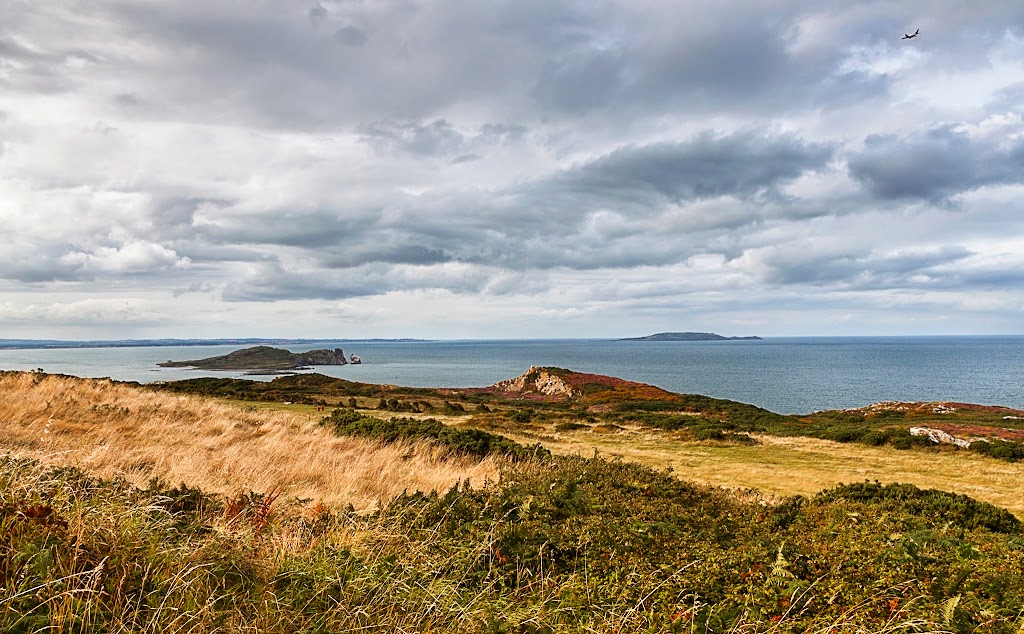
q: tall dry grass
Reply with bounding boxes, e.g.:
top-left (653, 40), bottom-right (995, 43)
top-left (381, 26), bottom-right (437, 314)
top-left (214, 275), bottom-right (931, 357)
top-left (0, 371), bottom-right (497, 510)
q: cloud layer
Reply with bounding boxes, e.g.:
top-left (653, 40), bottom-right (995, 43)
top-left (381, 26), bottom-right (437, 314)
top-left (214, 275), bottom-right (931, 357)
top-left (1, 1), bottom-right (1023, 337)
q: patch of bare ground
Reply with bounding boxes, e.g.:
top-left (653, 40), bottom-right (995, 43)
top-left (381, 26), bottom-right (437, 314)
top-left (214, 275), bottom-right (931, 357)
top-left (0, 372), bottom-right (497, 511)
top-left (501, 424), bottom-right (1024, 517)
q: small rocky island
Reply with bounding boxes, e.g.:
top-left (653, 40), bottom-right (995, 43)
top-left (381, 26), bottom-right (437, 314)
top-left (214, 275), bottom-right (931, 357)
top-left (619, 332), bottom-right (762, 341)
top-left (158, 346), bottom-right (360, 372)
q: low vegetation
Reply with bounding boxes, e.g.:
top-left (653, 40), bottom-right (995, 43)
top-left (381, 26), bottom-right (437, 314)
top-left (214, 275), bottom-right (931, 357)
top-left (2, 454), bottom-right (1023, 632)
top-left (0, 371), bottom-right (496, 509)
top-left (320, 408), bottom-right (549, 459)
top-left (4, 368), bottom-right (1024, 631)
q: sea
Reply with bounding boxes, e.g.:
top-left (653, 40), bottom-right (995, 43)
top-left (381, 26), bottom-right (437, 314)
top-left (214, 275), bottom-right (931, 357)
top-left (0, 336), bottom-right (1022, 415)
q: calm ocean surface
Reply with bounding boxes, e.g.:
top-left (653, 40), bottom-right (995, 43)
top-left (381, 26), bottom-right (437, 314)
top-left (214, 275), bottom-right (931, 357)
top-left (0, 337), bottom-right (1021, 414)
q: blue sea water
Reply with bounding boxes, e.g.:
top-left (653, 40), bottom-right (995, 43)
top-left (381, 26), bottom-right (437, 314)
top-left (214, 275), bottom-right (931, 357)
top-left (0, 336), bottom-right (1021, 414)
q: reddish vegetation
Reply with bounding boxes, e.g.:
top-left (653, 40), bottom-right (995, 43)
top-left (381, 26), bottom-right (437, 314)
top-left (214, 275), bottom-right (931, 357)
top-left (553, 369), bottom-right (678, 402)
top-left (944, 402), bottom-right (1024, 416)
top-left (474, 366), bottom-right (679, 403)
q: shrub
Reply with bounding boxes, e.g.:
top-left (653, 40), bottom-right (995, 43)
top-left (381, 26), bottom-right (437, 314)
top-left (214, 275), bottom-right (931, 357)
top-left (508, 409), bottom-right (534, 424)
top-left (816, 481), bottom-right (1022, 534)
top-left (321, 409), bottom-right (549, 459)
top-left (554, 422), bottom-right (590, 433)
top-left (970, 439), bottom-right (1024, 462)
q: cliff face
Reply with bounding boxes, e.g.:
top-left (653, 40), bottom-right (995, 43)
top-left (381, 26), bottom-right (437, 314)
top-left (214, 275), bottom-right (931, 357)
top-left (298, 348), bottom-right (348, 366)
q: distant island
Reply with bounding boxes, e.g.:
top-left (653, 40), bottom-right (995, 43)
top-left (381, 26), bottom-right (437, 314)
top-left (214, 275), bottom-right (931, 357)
top-left (158, 346), bottom-right (360, 372)
top-left (619, 332), bottom-right (762, 341)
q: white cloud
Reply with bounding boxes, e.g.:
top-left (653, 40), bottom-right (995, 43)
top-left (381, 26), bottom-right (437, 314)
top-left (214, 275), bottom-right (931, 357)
top-left (0, 0), bottom-right (1023, 337)
top-left (61, 241), bottom-right (190, 273)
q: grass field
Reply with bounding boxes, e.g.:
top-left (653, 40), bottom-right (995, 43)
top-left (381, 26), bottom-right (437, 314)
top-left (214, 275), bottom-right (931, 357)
top-left (527, 427), bottom-right (1024, 517)
top-left (3, 370), bottom-right (1024, 632)
top-left (0, 371), bottom-right (497, 510)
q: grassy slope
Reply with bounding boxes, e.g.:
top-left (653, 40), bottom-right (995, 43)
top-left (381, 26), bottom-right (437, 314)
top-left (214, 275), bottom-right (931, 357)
top-left (151, 368), bottom-right (1024, 515)
top-left (5, 369), bottom-right (1024, 631)
top-left (0, 371), bottom-right (496, 510)
top-left (2, 454), bottom-right (1023, 632)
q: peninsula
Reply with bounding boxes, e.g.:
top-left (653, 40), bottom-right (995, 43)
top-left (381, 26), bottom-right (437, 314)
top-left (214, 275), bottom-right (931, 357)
top-left (158, 346), bottom-right (357, 372)
top-left (619, 331), bottom-right (762, 341)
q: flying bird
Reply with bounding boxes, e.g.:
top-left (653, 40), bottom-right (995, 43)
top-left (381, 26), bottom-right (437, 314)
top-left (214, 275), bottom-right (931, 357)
top-left (902, 28), bottom-right (920, 40)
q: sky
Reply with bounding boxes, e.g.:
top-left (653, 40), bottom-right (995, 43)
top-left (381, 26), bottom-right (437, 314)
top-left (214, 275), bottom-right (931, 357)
top-left (1, 1), bottom-right (1023, 340)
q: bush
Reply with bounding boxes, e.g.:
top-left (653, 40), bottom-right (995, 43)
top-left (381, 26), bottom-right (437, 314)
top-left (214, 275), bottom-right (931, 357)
top-left (508, 409), bottom-right (534, 424)
top-left (321, 409), bottom-right (549, 459)
top-left (554, 422), bottom-right (590, 433)
top-left (816, 481), bottom-right (1022, 534)
top-left (970, 439), bottom-right (1024, 462)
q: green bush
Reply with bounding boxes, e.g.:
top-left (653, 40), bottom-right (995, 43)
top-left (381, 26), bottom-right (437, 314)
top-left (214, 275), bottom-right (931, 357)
top-left (970, 439), bottom-right (1024, 462)
top-left (321, 409), bottom-right (549, 459)
top-left (816, 481), bottom-right (1022, 534)
top-left (554, 422), bottom-right (590, 433)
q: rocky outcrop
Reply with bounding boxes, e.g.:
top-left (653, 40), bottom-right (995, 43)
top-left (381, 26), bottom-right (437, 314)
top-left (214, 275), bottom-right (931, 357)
top-left (299, 348), bottom-right (348, 366)
top-left (491, 366), bottom-right (578, 398)
top-left (909, 426), bottom-right (975, 449)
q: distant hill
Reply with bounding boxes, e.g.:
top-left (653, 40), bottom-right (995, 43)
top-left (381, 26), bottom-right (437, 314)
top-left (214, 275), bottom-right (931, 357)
top-left (619, 332), bottom-right (762, 341)
top-left (158, 346), bottom-right (352, 371)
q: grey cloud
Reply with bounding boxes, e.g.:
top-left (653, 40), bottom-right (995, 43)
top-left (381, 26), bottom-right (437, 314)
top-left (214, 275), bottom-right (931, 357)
top-left (334, 25), bottom-right (368, 47)
top-left (197, 208), bottom-right (382, 249)
top-left (308, 2), bottom-right (328, 25)
top-left (113, 92), bottom-right (146, 108)
top-left (54, 2), bottom-right (863, 130)
top-left (171, 243), bottom-right (277, 265)
top-left (557, 132), bottom-right (834, 205)
top-left (0, 34), bottom-right (84, 93)
top-left (359, 119), bottom-right (526, 157)
top-left (172, 281), bottom-right (219, 297)
top-left (151, 197), bottom-right (233, 231)
top-left (479, 123), bottom-right (527, 142)
top-left (988, 81), bottom-right (1024, 112)
top-left (950, 267), bottom-right (1024, 289)
top-left (321, 245), bottom-right (450, 268)
top-left (0, 255), bottom-right (77, 284)
top-left (330, 131), bottom-right (834, 273)
top-left (848, 126), bottom-right (1024, 201)
top-left (360, 119), bottom-right (468, 156)
top-left (222, 261), bottom-right (496, 302)
top-left (756, 246), bottom-right (974, 288)
top-left (528, 3), bottom-right (896, 117)
top-left (8, 1), bottom-right (1024, 132)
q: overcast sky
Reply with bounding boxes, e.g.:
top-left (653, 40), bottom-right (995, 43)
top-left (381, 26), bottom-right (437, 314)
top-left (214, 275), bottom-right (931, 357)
top-left (1, 1), bottom-right (1023, 339)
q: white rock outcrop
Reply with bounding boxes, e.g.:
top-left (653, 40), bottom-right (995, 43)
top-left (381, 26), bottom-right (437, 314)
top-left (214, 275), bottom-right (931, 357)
top-left (909, 426), bottom-right (976, 449)
top-left (492, 366), bottom-right (576, 398)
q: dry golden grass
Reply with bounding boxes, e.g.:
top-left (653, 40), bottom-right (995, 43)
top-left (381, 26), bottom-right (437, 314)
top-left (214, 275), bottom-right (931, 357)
top-left (0, 372), bottom-right (497, 511)
top-left (506, 424), bottom-right (1024, 517)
